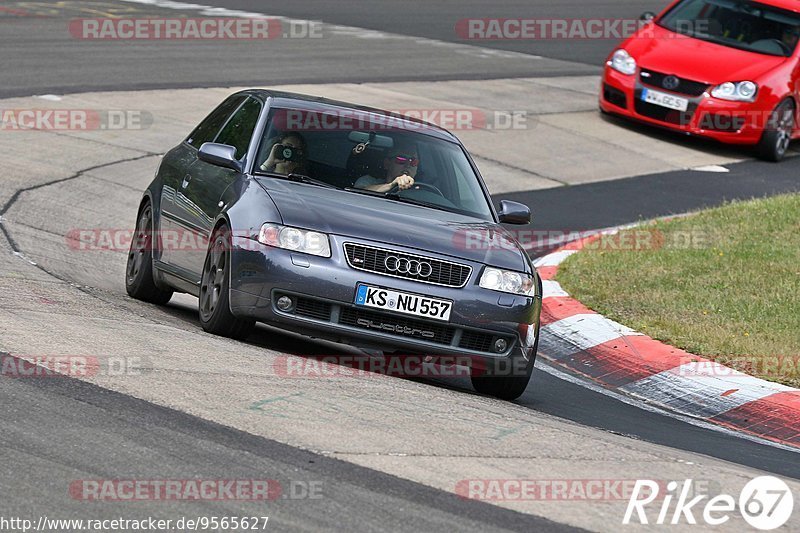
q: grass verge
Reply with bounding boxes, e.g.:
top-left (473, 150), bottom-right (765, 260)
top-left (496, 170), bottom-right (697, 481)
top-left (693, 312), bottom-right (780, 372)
top-left (556, 193), bottom-right (800, 388)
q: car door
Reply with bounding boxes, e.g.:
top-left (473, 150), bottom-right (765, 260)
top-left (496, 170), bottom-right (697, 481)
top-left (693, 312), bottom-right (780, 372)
top-left (159, 95), bottom-right (246, 273)
top-left (174, 96), bottom-right (263, 280)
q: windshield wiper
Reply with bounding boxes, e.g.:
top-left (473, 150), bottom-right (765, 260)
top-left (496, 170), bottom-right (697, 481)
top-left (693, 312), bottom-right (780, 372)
top-left (256, 171), bottom-right (339, 189)
top-left (344, 186), bottom-right (467, 215)
top-left (382, 190), bottom-right (463, 213)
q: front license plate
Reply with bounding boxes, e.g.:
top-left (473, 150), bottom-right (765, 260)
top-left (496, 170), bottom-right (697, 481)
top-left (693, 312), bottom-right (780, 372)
top-left (641, 88), bottom-right (689, 112)
top-left (355, 284), bottom-right (453, 322)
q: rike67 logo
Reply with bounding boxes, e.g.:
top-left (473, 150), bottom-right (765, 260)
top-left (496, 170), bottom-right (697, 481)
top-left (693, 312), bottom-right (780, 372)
top-left (624, 476), bottom-right (794, 529)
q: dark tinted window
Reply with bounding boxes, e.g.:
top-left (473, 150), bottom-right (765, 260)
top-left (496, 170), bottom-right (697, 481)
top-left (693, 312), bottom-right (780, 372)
top-left (660, 0), bottom-right (800, 56)
top-left (186, 95), bottom-right (246, 147)
top-left (215, 97), bottom-right (263, 159)
top-left (253, 108), bottom-right (493, 220)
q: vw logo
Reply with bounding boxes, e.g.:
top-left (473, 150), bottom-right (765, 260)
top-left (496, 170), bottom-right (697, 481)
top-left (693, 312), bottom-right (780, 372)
top-left (384, 256), bottom-right (433, 278)
top-left (662, 75), bottom-right (680, 91)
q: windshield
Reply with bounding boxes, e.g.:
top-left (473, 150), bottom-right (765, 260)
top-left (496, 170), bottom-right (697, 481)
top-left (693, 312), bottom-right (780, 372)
top-left (659, 0), bottom-right (800, 56)
top-left (253, 107), bottom-right (494, 220)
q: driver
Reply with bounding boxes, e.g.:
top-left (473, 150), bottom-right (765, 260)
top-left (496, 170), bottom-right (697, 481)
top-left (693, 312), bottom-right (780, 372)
top-left (354, 141), bottom-right (418, 193)
top-left (781, 26), bottom-right (799, 52)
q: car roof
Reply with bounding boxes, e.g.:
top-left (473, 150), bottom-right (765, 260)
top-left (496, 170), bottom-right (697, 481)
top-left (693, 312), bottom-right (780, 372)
top-left (235, 89), bottom-right (462, 143)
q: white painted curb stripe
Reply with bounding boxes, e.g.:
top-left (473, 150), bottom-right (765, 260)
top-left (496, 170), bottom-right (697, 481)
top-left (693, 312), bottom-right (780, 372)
top-left (542, 313), bottom-right (643, 352)
top-left (669, 361), bottom-right (796, 393)
top-left (620, 364), bottom-right (794, 419)
top-left (541, 279), bottom-right (568, 299)
top-left (534, 249), bottom-right (576, 268)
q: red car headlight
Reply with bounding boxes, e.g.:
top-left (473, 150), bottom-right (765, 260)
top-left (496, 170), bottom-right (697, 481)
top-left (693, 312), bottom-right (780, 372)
top-left (711, 81), bottom-right (758, 102)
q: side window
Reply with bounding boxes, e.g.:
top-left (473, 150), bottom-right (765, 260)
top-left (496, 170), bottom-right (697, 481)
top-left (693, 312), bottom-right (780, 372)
top-left (214, 97), bottom-right (263, 159)
top-left (186, 96), bottom-right (246, 148)
top-left (450, 158), bottom-right (480, 213)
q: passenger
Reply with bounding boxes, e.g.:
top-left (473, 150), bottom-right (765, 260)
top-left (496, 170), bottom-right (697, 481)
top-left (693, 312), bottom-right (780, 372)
top-left (354, 141), bottom-right (418, 193)
top-left (260, 132), bottom-right (309, 175)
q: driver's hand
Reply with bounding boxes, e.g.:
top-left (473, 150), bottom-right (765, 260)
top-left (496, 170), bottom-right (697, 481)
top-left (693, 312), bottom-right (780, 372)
top-left (392, 174), bottom-right (415, 190)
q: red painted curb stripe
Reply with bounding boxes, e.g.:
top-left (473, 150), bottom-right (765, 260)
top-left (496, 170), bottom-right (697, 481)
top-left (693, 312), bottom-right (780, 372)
top-left (710, 391), bottom-right (800, 447)
top-left (540, 297), bottom-right (596, 325)
top-left (541, 335), bottom-right (692, 388)
top-left (537, 266), bottom-right (558, 281)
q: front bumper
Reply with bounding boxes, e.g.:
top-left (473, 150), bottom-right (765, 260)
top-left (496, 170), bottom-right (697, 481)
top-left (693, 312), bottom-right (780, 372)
top-left (227, 234), bottom-right (541, 362)
top-left (600, 66), bottom-right (770, 145)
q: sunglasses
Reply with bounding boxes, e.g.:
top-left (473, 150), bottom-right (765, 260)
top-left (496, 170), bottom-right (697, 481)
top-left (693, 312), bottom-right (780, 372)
top-left (390, 154), bottom-right (419, 167)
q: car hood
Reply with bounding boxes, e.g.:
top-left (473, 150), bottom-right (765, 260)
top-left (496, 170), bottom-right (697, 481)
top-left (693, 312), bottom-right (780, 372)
top-left (255, 177), bottom-right (529, 272)
top-left (627, 24), bottom-right (788, 83)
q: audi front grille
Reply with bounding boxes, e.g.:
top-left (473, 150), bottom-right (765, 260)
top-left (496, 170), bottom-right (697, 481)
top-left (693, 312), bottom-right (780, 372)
top-left (343, 243), bottom-right (472, 288)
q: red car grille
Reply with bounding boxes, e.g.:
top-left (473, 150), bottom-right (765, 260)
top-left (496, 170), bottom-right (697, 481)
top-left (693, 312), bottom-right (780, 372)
top-left (640, 69), bottom-right (709, 97)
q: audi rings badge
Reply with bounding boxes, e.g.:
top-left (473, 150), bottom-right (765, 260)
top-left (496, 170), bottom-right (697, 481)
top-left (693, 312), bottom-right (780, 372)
top-left (384, 256), bottom-right (433, 278)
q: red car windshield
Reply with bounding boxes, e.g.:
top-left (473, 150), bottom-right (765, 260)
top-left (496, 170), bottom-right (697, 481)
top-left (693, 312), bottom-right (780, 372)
top-left (659, 0), bottom-right (800, 57)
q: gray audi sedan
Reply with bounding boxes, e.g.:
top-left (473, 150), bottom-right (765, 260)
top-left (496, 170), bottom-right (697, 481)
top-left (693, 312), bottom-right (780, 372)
top-left (126, 90), bottom-right (542, 400)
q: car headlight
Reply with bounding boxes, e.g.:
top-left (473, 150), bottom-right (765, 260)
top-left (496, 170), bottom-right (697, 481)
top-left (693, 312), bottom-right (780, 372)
top-left (480, 267), bottom-right (536, 296)
top-left (711, 81), bottom-right (758, 102)
top-left (257, 223), bottom-right (331, 257)
top-left (608, 49), bottom-right (637, 75)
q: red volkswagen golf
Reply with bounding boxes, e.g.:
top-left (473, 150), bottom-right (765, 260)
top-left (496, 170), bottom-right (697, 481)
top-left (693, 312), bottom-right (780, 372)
top-left (600, 0), bottom-right (800, 161)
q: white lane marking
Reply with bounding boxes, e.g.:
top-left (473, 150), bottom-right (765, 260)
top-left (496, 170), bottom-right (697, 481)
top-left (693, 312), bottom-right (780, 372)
top-left (536, 360), bottom-right (800, 454)
top-left (542, 313), bottom-right (643, 351)
top-left (34, 94), bottom-right (63, 101)
top-left (619, 363), bottom-right (796, 419)
top-left (533, 249), bottom-right (577, 267)
top-left (541, 279), bottom-right (568, 298)
top-left (691, 165), bottom-right (730, 173)
top-left (118, 0), bottom-right (544, 60)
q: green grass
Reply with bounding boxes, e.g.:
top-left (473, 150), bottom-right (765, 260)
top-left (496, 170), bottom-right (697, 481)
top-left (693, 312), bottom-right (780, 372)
top-left (556, 194), bottom-right (800, 388)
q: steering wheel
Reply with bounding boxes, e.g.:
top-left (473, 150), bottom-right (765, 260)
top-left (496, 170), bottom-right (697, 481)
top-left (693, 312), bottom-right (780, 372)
top-left (751, 38), bottom-right (792, 56)
top-left (772, 38), bottom-right (793, 56)
top-left (387, 182), bottom-right (445, 197)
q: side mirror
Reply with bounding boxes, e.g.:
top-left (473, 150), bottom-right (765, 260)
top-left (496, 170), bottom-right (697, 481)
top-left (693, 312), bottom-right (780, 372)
top-left (497, 200), bottom-right (531, 225)
top-left (640, 11), bottom-right (656, 22)
top-left (198, 143), bottom-right (242, 172)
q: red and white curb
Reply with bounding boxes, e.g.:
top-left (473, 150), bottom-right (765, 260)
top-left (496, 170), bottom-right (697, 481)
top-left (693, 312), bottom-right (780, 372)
top-left (534, 235), bottom-right (800, 450)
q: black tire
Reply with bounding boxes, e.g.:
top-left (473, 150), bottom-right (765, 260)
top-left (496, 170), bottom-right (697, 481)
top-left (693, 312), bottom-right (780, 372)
top-left (471, 356), bottom-right (535, 401)
top-left (757, 100), bottom-right (795, 162)
top-left (125, 203), bottom-right (173, 305)
top-left (471, 330), bottom-right (538, 401)
top-left (199, 227), bottom-right (255, 340)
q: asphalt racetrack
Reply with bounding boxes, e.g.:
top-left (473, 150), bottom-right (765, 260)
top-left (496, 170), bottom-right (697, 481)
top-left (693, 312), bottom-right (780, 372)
top-left (1, 1), bottom-right (799, 531)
